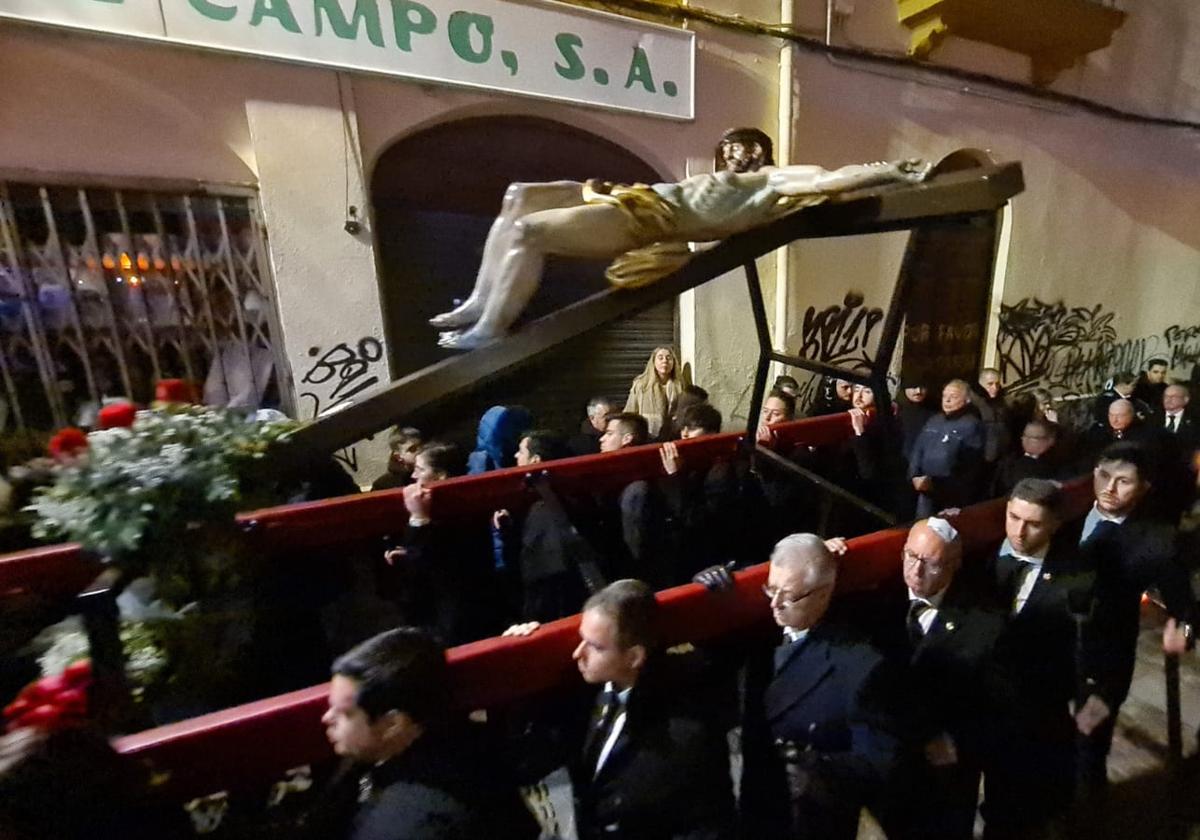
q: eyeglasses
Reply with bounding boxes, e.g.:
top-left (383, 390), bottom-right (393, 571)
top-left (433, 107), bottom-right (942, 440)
top-left (762, 582), bottom-right (831, 608)
top-left (902, 549), bottom-right (947, 572)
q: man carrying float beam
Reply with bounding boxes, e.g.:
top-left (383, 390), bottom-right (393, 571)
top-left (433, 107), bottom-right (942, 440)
top-left (431, 128), bottom-right (932, 350)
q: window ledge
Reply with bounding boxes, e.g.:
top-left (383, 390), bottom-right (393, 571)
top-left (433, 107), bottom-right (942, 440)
top-left (897, 0), bottom-right (1127, 85)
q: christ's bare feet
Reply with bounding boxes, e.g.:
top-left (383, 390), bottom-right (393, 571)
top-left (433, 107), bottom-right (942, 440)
top-left (438, 326), bottom-right (501, 351)
top-left (429, 297), bottom-right (483, 329)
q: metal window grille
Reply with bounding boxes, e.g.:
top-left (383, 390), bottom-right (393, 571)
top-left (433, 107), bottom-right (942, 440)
top-left (0, 178), bottom-right (290, 434)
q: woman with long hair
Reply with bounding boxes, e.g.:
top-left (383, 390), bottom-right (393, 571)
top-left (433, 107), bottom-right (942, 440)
top-left (624, 346), bottom-right (691, 439)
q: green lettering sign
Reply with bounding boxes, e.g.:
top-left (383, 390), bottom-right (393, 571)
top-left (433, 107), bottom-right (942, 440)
top-left (314, 0), bottom-right (384, 47)
top-left (554, 33), bottom-right (584, 80)
top-left (447, 11), bottom-right (493, 65)
top-left (187, 0), bottom-right (237, 21)
top-left (388, 0), bottom-right (436, 52)
top-left (624, 46), bottom-right (655, 92)
top-left (250, 0), bottom-right (301, 33)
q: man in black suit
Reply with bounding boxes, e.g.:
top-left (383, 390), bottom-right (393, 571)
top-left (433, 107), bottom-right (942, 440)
top-left (990, 419), bottom-right (1061, 497)
top-left (566, 579), bottom-right (735, 840)
top-left (1078, 398), bottom-right (1153, 468)
top-left (493, 430), bottom-right (585, 622)
top-left (982, 479), bottom-right (1092, 838)
top-left (659, 403), bottom-right (745, 580)
top-left (1092, 371), bottom-right (1150, 424)
top-left (316, 628), bottom-right (537, 840)
top-left (597, 413), bottom-right (670, 585)
top-left (1156, 383), bottom-right (1199, 447)
top-left (1132, 357), bottom-right (1170, 410)
top-left (569, 396), bottom-right (618, 456)
top-left (878, 518), bottom-right (1010, 840)
top-left (740, 534), bottom-right (900, 840)
top-left (1075, 443), bottom-right (1197, 791)
top-left (1150, 383), bottom-right (1200, 522)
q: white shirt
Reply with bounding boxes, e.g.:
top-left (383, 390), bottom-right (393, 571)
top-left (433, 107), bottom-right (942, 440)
top-left (1080, 502), bottom-right (1127, 542)
top-left (907, 586), bottom-right (946, 635)
top-left (1164, 411), bottom-right (1184, 430)
top-left (594, 682), bottom-right (633, 775)
top-left (997, 537), bottom-right (1050, 614)
top-left (783, 626), bottom-right (810, 645)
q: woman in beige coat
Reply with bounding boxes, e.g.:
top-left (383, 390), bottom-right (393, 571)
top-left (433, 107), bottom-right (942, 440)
top-left (624, 346), bottom-right (691, 439)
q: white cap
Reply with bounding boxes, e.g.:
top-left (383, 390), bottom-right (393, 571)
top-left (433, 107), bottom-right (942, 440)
top-left (925, 516), bottom-right (959, 543)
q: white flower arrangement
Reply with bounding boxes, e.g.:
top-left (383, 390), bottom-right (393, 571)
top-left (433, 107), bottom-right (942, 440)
top-left (26, 406), bottom-right (299, 604)
top-left (36, 617), bottom-right (170, 700)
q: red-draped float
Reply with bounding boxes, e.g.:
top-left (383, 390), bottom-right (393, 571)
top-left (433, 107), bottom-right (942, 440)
top-left (113, 465), bottom-right (1092, 804)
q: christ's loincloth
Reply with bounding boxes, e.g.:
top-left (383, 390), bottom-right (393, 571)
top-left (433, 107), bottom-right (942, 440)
top-left (583, 174), bottom-right (824, 289)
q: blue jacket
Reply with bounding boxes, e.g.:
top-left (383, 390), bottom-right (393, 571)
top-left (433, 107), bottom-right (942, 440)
top-left (907, 410), bottom-right (984, 480)
top-left (467, 405), bottom-right (532, 475)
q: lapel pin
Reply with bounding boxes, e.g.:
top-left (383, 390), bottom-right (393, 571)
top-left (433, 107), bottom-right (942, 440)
top-left (1042, 572), bottom-right (1052, 581)
top-left (945, 621), bottom-right (956, 631)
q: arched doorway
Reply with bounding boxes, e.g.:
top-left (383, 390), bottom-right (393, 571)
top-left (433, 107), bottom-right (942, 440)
top-left (371, 116), bottom-right (675, 441)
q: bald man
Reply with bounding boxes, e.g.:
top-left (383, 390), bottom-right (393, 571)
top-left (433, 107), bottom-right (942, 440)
top-left (1079, 397), bottom-right (1152, 468)
top-left (877, 518), bottom-right (1009, 840)
top-left (740, 534), bottom-right (900, 840)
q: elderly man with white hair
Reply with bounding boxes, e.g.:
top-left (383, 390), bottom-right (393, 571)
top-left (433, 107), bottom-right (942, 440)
top-left (908, 380), bottom-right (986, 518)
top-left (874, 517), bottom-right (1010, 840)
top-left (738, 533), bottom-right (900, 840)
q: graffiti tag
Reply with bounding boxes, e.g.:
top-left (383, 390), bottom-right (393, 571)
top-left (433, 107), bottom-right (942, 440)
top-left (997, 297), bottom-right (1199, 397)
top-left (299, 337), bottom-right (385, 473)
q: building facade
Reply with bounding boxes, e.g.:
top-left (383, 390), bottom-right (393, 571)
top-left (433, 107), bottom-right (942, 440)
top-left (2, 0), bottom-right (1197, 480)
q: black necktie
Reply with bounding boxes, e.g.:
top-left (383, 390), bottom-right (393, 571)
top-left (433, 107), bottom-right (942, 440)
top-left (907, 600), bottom-right (930, 645)
top-left (586, 690), bottom-right (623, 772)
top-left (1167, 414), bottom-right (1178, 433)
top-left (774, 633), bottom-right (805, 673)
top-left (996, 552), bottom-right (1020, 591)
top-left (1014, 559), bottom-right (1039, 611)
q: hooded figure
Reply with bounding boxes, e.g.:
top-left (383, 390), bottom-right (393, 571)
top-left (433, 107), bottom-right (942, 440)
top-left (624, 347), bottom-right (692, 439)
top-left (467, 405), bottom-right (533, 475)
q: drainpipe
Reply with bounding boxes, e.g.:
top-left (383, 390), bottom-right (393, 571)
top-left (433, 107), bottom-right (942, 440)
top-left (773, 0), bottom-right (795, 381)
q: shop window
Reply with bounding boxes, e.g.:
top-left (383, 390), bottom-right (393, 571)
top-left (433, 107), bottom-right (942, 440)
top-left (0, 180), bottom-right (288, 439)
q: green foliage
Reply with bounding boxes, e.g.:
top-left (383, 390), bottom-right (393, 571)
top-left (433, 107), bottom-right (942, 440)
top-left (26, 407), bottom-right (300, 605)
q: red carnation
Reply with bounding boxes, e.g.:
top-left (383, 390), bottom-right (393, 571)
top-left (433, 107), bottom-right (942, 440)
top-left (47, 427), bottom-right (88, 461)
top-left (98, 401), bottom-right (137, 430)
top-left (154, 378), bottom-right (199, 405)
top-left (4, 661), bottom-right (92, 734)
